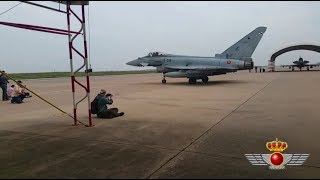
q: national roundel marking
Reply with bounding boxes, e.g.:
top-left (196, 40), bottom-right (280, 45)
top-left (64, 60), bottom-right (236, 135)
top-left (227, 60), bottom-right (232, 64)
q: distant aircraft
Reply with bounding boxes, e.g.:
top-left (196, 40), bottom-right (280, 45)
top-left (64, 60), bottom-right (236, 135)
top-left (126, 26), bottom-right (267, 84)
top-left (281, 57), bottom-right (320, 71)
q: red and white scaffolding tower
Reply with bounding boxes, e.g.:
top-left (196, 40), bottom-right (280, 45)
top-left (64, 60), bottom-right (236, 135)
top-left (0, 1), bottom-right (93, 127)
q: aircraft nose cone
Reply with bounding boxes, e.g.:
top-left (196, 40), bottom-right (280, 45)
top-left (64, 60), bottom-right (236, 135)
top-left (126, 59), bottom-right (140, 66)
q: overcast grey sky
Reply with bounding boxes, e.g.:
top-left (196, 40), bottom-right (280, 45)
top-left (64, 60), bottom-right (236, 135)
top-left (1, 1), bottom-right (320, 73)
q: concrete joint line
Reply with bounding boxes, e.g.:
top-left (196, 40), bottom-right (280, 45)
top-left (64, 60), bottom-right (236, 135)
top-left (145, 78), bottom-right (276, 179)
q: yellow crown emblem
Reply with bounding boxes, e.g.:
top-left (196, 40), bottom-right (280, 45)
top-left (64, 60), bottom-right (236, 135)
top-left (266, 138), bottom-right (288, 152)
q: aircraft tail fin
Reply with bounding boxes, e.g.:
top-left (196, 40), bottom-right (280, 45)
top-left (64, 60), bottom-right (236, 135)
top-left (215, 26), bottom-right (267, 59)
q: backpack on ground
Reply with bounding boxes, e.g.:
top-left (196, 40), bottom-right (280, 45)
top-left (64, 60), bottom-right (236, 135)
top-left (91, 98), bottom-right (99, 114)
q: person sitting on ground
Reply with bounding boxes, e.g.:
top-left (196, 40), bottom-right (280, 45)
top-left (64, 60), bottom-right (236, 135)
top-left (11, 80), bottom-right (27, 104)
top-left (95, 89), bottom-right (124, 119)
top-left (7, 85), bottom-right (14, 100)
top-left (22, 87), bottom-right (32, 98)
top-left (17, 81), bottom-right (32, 98)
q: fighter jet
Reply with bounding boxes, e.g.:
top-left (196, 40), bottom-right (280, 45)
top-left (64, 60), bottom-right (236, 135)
top-left (127, 26), bottom-right (267, 84)
top-left (281, 56), bottom-right (320, 71)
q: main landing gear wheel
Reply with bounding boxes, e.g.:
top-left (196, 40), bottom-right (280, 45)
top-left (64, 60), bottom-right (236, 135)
top-left (188, 78), bottom-right (197, 84)
top-left (201, 76), bottom-right (209, 83)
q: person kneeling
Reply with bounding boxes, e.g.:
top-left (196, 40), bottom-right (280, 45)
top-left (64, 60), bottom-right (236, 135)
top-left (11, 81), bottom-right (26, 104)
top-left (95, 89), bottom-right (124, 119)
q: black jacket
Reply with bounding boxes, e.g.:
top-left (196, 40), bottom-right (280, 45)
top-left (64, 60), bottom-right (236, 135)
top-left (0, 75), bottom-right (9, 85)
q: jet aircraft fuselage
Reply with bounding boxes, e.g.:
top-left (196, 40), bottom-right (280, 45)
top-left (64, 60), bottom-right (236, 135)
top-left (127, 26), bottom-right (267, 84)
top-left (282, 57), bottom-right (320, 71)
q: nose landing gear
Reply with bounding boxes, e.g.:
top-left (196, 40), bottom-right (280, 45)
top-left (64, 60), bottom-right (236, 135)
top-left (162, 73), bottom-right (167, 84)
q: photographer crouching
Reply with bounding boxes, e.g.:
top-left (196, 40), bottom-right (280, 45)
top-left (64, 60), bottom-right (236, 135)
top-left (94, 89), bottom-right (124, 119)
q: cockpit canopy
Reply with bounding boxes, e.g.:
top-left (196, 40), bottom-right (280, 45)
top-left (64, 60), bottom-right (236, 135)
top-left (147, 52), bottom-right (167, 57)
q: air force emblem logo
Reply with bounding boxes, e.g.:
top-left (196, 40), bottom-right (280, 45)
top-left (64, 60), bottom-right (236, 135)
top-left (245, 138), bottom-right (309, 170)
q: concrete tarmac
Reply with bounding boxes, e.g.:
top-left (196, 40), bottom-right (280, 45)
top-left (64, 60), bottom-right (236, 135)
top-left (0, 70), bottom-right (319, 178)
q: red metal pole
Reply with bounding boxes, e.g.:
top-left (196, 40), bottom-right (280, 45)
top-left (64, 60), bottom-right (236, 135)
top-left (0, 22), bottom-right (69, 35)
top-left (67, 5), bottom-right (78, 126)
top-left (0, 21), bottom-right (80, 34)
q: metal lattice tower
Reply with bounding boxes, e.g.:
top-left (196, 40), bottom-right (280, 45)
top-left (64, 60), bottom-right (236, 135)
top-left (0, 1), bottom-right (93, 127)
